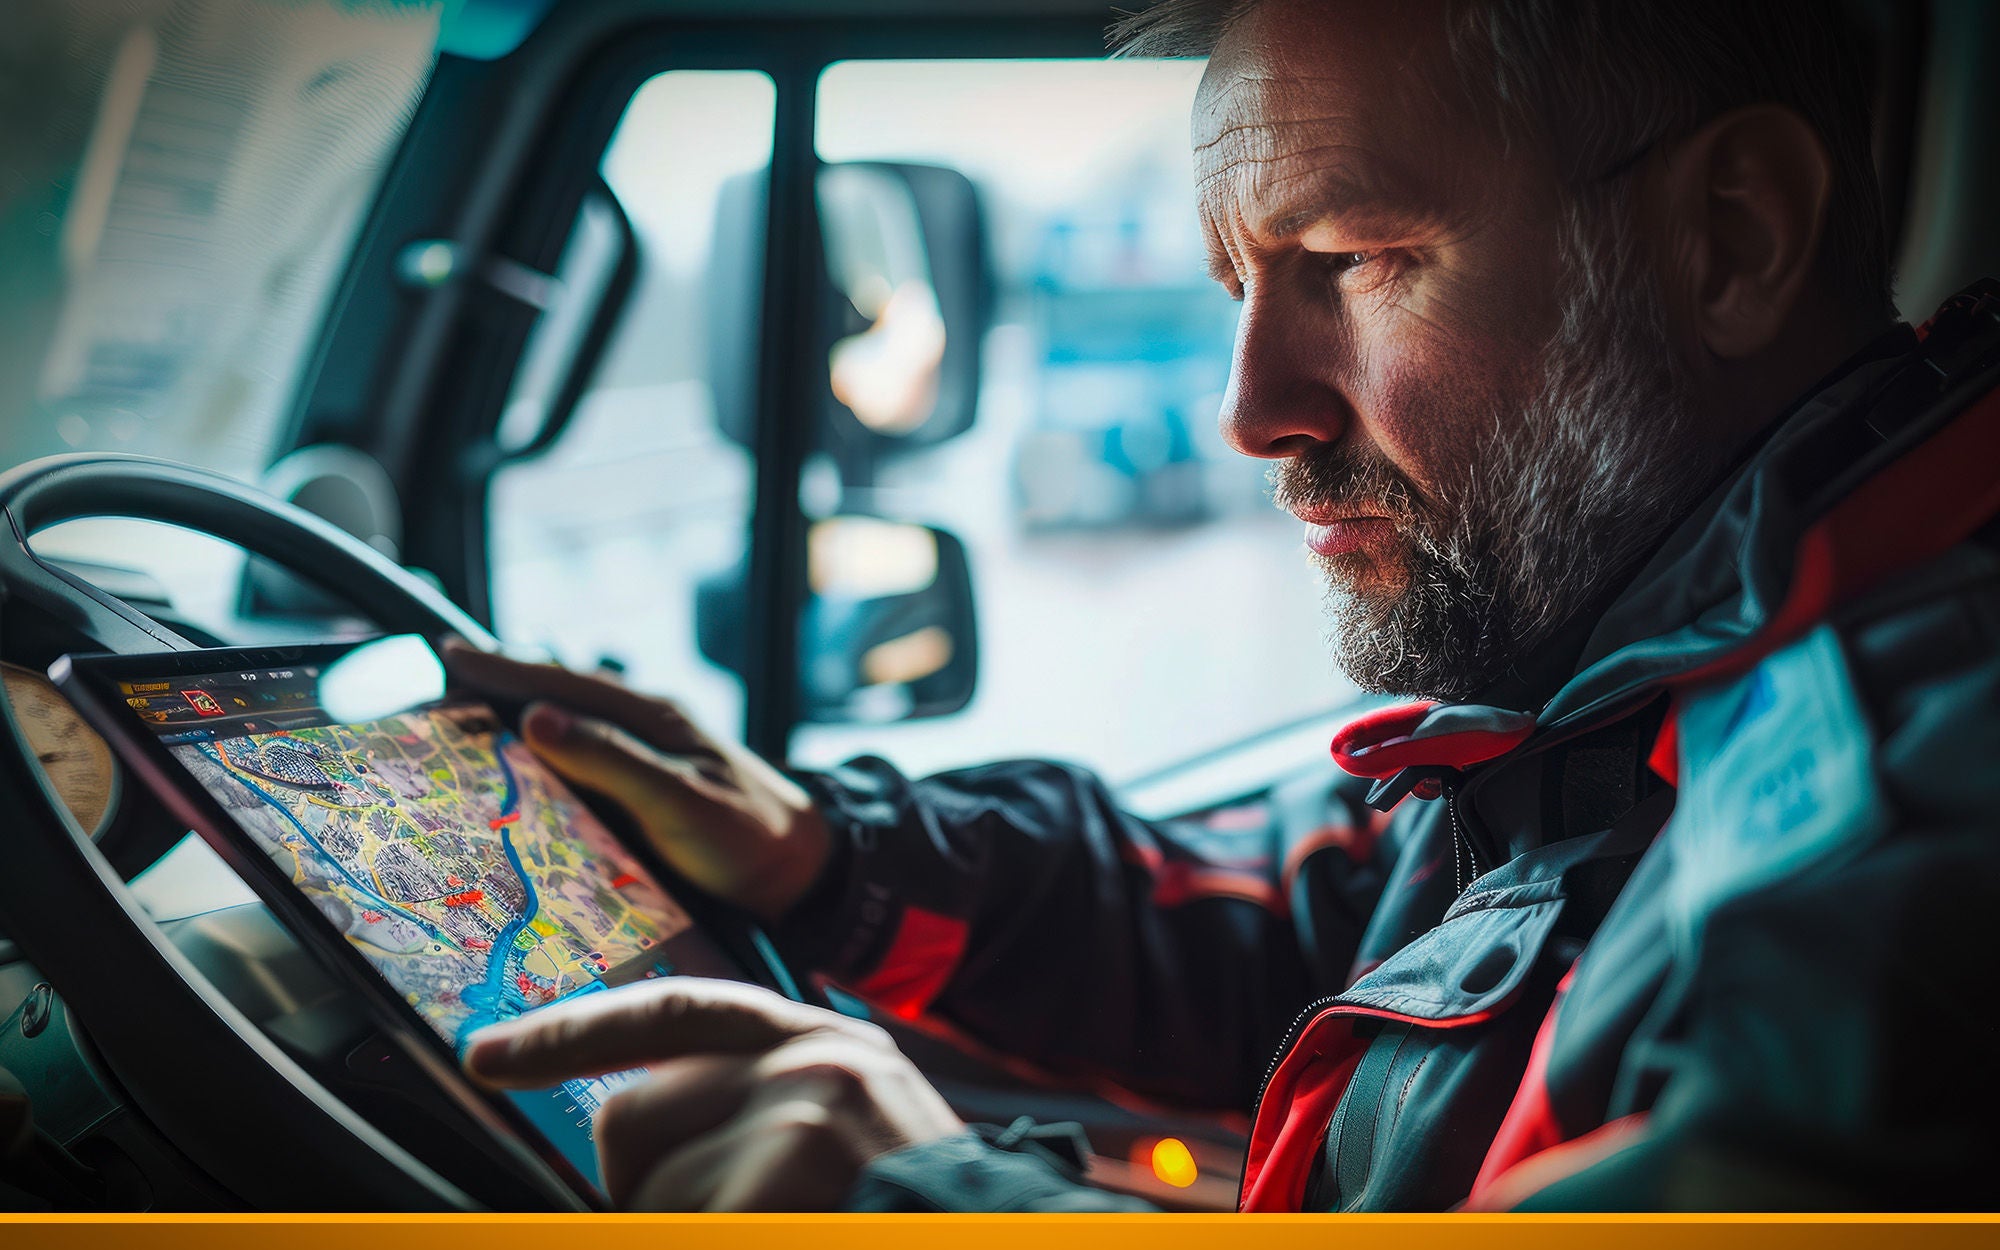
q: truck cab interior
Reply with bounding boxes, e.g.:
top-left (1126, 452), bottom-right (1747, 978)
top-left (0, 0), bottom-right (1992, 1212)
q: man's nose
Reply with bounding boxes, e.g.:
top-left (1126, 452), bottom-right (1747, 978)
top-left (1217, 289), bottom-right (1351, 459)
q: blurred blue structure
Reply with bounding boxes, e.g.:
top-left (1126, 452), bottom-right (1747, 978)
top-left (1015, 205), bottom-right (1241, 529)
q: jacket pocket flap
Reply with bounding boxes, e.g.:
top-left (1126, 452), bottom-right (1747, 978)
top-left (1336, 895), bottom-right (1564, 1023)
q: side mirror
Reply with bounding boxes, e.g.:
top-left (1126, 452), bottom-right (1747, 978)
top-left (472, 179), bottom-right (640, 470)
top-left (388, 181), bottom-right (639, 485)
top-left (816, 162), bottom-right (989, 452)
top-left (707, 162), bottom-right (991, 466)
top-left (695, 516), bottom-right (978, 723)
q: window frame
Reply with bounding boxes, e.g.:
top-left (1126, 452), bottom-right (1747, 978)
top-left (290, 13), bottom-right (1126, 761)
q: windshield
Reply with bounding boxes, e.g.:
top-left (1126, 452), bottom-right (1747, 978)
top-left (0, 0), bottom-right (440, 482)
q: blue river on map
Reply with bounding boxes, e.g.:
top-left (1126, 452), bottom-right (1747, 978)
top-left (455, 732), bottom-right (548, 1052)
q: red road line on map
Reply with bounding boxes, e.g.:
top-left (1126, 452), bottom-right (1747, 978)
top-left (489, 812), bottom-right (520, 829)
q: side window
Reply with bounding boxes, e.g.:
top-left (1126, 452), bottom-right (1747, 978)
top-left (485, 71), bottom-right (775, 736)
top-left (789, 60), bottom-right (1357, 782)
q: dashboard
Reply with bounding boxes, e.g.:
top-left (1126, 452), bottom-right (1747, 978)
top-left (1, 664), bottom-right (116, 839)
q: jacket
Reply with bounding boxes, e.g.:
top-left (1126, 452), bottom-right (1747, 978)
top-left (776, 281), bottom-right (2000, 1211)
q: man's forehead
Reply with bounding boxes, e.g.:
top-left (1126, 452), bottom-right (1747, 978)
top-left (1192, 1), bottom-right (1480, 230)
top-left (1192, 87), bottom-right (1434, 240)
top-left (1199, 1), bottom-right (1443, 105)
top-left (1192, 71), bottom-right (1356, 161)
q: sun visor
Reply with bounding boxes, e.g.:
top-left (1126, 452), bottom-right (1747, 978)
top-left (438, 0), bottom-right (561, 61)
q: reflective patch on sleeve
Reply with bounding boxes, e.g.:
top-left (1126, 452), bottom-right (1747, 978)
top-left (1665, 624), bottom-right (1887, 937)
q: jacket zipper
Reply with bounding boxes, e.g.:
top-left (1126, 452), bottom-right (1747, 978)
top-left (1444, 691), bottom-right (1673, 887)
top-left (1448, 785), bottom-right (1470, 896)
top-left (1239, 993), bottom-right (1345, 1206)
top-left (1243, 783), bottom-right (1481, 1203)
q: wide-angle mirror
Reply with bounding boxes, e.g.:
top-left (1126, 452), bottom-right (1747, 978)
top-left (695, 514), bottom-right (977, 724)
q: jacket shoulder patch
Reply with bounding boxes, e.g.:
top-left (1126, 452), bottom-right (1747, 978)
top-left (1666, 624), bottom-right (1887, 933)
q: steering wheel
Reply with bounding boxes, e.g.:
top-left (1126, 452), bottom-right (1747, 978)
top-left (0, 453), bottom-right (553, 1210)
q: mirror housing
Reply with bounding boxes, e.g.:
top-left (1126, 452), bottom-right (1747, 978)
top-left (707, 162), bottom-right (990, 473)
top-left (695, 516), bottom-right (978, 723)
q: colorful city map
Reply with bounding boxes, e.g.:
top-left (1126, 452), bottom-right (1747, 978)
top-left (172, 703), bottom-right (691, 1049)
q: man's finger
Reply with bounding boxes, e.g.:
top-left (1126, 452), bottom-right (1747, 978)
top-left (463, 977), bottom-right (835, 1087)
top-left (518, 704), bottom-right (756, 895)
top-left (591, 1055), bottom-right (756, 1207)
top-left (622, 1097), bottom-right (854, 1212)
top-left (518, 703), bottom-right (709, 826)
top-left (441, 640), bottom-right (703, 754)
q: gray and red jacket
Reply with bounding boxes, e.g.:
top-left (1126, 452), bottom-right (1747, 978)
top-left (779, 281), bottom-right (2000, 1211)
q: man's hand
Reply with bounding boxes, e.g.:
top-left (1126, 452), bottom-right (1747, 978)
top-left (441, 642), bottom-right (830, 922)
top-left (464, 978), bottom-right (963, 1210)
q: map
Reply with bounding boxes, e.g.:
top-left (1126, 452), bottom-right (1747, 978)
top-left (172, 703), bottom-right (692, 1050)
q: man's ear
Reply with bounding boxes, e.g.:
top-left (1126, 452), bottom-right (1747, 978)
top-left (1653, 104), bottom-right (1834, 360)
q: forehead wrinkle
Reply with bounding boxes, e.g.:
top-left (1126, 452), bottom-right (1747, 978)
top-left (1193, 70), bottom-right (1374, 132)
top-left (1194, 143), bottom-right (1375, 196)
top-left (1198, 144), bottom-right (1429, 249)
top-left (1192, 102), bottom-right (1372, 163)
top-left (1195, 89), bottom-right (1432, 206)
top-left (1191, 66), bottom-right (1291, 134)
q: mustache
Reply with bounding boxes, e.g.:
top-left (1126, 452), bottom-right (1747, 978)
top-left (1269, 444), bottom-right (1428, 527)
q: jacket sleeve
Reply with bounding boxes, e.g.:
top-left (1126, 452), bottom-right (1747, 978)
top-left (847, 1130), bottom-right (1159, 1212)
top-left (773, 754), bottom-right (1396, 1113)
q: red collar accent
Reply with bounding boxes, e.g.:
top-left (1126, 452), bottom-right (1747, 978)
top-left (1330, 701), bottom-right (1536, 780)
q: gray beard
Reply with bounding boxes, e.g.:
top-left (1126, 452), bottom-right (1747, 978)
top-left (1281, 200), bottom-right (1712, 702)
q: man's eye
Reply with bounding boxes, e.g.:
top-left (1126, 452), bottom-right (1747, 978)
top-left (1316, 249), bottom-right (1404, 296)
top-left (1321, 250), bottom-right (1382, 278)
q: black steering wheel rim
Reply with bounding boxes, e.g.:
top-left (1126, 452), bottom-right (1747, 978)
top-left (0, 453), bottom-right (496, 654)
top-left (0, 453), bottom-right (524, 1210)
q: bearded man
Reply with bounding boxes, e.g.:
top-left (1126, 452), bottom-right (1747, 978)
top-left (447, 0), bottom-right (2000, 1212)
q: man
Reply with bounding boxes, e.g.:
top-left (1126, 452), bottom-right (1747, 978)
top-left (450, 0), bottom-right (2000, 1211)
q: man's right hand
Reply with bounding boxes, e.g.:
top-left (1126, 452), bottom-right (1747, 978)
top-left (440, 641), bottom-right (831, 923)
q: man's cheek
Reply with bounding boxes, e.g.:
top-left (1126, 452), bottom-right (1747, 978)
top-left (1380, 262), bottom-right (1547, 384)
top-left (1360, 356), bottom-right (1496, 503)
top-left (1419, 208), bottom-right (1568, 341)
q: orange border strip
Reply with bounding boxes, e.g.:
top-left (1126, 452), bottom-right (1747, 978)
top-left (3, 1214), bottom-right (1997, 1250)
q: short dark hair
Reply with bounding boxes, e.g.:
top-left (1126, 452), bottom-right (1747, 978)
top-left (1110, 0), bottom-right (1893, 317)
